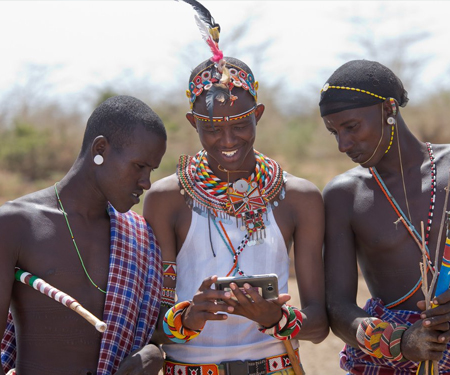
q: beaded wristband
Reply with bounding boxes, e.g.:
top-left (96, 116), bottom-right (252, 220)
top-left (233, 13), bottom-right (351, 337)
top-left (258, 304), bottom-right (303, 341)
top-left (356, 317), bottom-right (408, 362)
top-left (163, 301), bottom-right (204, 343)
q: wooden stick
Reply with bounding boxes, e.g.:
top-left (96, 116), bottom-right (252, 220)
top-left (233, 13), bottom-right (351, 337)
top-left (283, 340), bottom-right (304, 375)
top-left (15, 268), bottom-right (107, 332)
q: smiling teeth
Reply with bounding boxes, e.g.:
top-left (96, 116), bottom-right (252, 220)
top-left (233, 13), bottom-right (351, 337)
top-left (222, 150), bottom-right (237, 156)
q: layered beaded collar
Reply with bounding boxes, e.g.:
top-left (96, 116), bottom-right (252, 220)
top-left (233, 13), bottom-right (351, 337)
top-left (177, 149), bottom-right (285, 240)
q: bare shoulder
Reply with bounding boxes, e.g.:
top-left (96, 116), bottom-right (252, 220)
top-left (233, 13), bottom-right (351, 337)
top-left (147, 173), bottom-right (180, 197)
top-left (284, 172), bottom-right (322, 204)
top-left (0, 187), bottom-right (54, 249)
top-left (322, 165), bottom-right (368, 202)
top-left (432, 143), bottom-right (450, 165)
top-left (144, 173), bottom-right (186, 219)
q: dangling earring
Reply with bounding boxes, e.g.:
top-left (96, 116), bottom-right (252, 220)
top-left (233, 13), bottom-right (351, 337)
top-left (94, 155), bottom-right (104, 165)
top-left (385, 98), bottom-right (397, 154)
top-left (387, 117), bottom-right (396, 125)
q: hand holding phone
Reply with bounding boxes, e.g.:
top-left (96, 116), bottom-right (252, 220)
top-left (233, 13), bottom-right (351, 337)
top-left (215, 273), bottom-right (279, 301)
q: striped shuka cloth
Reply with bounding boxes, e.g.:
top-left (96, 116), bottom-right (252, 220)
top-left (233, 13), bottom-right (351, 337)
top-left (1, 205), bottom-right (162, 375)
top-left (340, 298), bottom-right (450, 374)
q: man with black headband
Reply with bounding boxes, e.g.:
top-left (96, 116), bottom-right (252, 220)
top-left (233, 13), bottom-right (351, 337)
top-left (143, 1), bottom-right (328, 374)
top-left (320, 59), bottom-right (450, 373)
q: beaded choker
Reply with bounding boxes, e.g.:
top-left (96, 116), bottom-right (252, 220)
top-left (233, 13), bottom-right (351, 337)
top-left (177, 149), bottom-right (285, 241)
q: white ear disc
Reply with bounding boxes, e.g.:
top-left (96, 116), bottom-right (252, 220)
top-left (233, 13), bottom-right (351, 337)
top-left (94, 155), bottom-right (104, 165)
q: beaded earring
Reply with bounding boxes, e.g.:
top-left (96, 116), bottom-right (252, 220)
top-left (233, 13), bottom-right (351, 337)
top-left (94, 155), bottom-right (104, 165)
top-left (385, 98), bottom-right (397, 154)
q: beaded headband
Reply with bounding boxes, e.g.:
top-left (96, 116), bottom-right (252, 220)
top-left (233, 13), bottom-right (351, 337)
top-left (192, 105), bottom-right (256, 123)
top-left (320, 83), bottom-right (386, 101)
top-left (187, 62), bottom-right (258, 109)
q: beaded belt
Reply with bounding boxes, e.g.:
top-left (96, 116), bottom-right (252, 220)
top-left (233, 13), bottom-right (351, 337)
top-left (165, 349), bottom-right (300, 375)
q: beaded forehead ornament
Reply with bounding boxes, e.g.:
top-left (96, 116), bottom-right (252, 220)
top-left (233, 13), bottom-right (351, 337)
top-left (181, 0), bottom-right (258, 116)
top-left (320, 83), bottom-right (386, 101)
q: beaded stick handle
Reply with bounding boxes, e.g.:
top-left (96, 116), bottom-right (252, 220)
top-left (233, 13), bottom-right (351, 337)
top-left (15, 268), bottom-right (107, 332)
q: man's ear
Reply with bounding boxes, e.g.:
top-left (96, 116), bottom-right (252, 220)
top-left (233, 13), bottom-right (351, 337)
top-left (255, 103), bottom-right (265, 124)
top-left (91, 135), bottom-right (108, 160)
top-left (186, 112), bottom-right (198, 131)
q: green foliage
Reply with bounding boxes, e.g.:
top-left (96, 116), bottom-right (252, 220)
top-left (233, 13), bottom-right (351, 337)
top-left (0, 121), bottom-right (75, 181)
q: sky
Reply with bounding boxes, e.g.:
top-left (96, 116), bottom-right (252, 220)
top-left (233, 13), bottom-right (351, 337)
top-left (1, 1), bottom-right (449, 113)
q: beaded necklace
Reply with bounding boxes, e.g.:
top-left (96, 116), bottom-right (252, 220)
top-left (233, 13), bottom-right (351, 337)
top-left (54, 183), bottom-right (107, 294)
top-left (369, 142), bottom-right (436, 307)
top-left (178, 149), bottom-right (285, 276)
top-left (178, 149), bottom-right (284, 223)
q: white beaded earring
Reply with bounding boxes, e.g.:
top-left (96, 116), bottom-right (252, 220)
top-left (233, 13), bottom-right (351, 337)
top-left (387, 117), bottom-right (396, 125)
top-left (94, 155), bottom-right (104, 165)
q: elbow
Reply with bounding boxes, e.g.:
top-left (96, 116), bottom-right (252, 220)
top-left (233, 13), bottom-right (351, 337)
top-left (302, 310), bottom-right (330, 344)
top-left (309, 320), bottom-right (330, 344)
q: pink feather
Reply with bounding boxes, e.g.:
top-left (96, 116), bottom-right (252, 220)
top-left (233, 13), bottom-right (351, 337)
top-left (194, 15), bottom-right (223, 62)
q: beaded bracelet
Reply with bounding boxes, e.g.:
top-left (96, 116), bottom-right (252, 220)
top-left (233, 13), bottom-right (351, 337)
top-left (258, 304), bottom-right (303, 340)
top-left (163, 301), bottom-right (204, 343)
top-left (356, 317), bottom-right (408, 362)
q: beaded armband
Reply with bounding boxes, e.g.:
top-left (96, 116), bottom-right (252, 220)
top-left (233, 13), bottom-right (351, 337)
top-left (258, 304), bottom-right (303, 341)
top-left (162, 261), bottom-right (177, 308)
top-left (163, 301), bottom-right (204, 343)
top-left (356, 318), bottom-right (408, 362)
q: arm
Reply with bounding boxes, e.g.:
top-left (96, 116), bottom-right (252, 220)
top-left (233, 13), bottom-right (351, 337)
top-left (323, 180), bottom-right (370, 348)
top-left (143, 176), bottom-right (178, 345)
top-left (289, 177), bottom-right (328, 343)
top-left (143, 175), bottom-right (230, 344)
top-left (323, 179), bottom-right (447, 362)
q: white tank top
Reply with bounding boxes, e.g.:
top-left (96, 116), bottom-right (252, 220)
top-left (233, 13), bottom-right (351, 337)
top-left (163, 208), bottom-right (298, 363)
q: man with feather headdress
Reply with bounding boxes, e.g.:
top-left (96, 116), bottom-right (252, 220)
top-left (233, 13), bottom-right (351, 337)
top-left (144, 1), bottom-right (328, 374)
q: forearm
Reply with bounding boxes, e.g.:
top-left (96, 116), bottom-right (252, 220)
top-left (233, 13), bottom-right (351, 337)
top-left (328, 302), bottom-right (371, 347)
top-left (150, 307), bottom-right (174, 345)
top-left (295, 304), bottom-right (329, 344)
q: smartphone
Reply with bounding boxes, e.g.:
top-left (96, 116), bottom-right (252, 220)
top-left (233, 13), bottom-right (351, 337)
top-left (215, 273), bottom-right (279, 301)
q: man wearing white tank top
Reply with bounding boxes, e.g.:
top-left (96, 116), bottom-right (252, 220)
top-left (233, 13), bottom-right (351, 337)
top-left (144, 2), bottom-right (328, 374)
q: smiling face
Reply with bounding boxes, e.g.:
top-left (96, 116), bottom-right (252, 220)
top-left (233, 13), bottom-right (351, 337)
top-left (187, 89), bottom-right (264, 180)
top-left (96, 125), bottom-right (166, 212)
top-left (323, 103), bottom-right (392, 168)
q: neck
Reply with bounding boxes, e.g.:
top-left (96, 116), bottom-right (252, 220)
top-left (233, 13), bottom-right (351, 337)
top-left (206, 150), bottom-right (257, 182)
top-left (56, 158), bottom-right (109, 219)
top-left (373, 119), bottom-right (424, 175)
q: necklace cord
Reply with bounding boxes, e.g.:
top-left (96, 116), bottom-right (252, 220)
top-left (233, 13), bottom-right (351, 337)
top-left (361, 105), bottom-right (385, 165)
top-left (54, 183), bottom-right (107, 294)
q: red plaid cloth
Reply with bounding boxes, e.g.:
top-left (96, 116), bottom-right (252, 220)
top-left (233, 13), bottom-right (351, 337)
top-left (1, 205), bottom-right (162, 375)
top-left (340, 298), bottom-right (450, 374)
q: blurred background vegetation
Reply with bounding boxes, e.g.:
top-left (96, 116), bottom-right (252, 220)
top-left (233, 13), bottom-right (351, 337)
top-left (1, 10), bottom-right (449, 215)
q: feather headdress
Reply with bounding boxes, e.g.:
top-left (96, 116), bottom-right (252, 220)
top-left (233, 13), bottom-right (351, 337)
top-left (180, 0), bottom-right (233, 125)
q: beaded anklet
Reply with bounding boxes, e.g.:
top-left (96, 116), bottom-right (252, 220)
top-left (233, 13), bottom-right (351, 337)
top-left (356, 317), bottom-right (408, 362)
top-left (163, 301), bottom-right (204, 343)
top-left (258, 304), bottom-right (303, 340)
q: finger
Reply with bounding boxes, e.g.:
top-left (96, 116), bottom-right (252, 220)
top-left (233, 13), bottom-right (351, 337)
top-left (274, 293), bottom-right (291, 306)
top-left (229, 283), bottom-right (253, 304)
top-left (422, 314), bottom-right (450, 327)
top-left (434, 289), bottom-right (450, 305)
top-left (242, 283), bottom-right (265, 302)
top-left (437, 330), bottom-right (450, 344)
top-left (198, 275), bottom-right (218, 292)
top-left (417, 300), bottom-right (427, 311)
